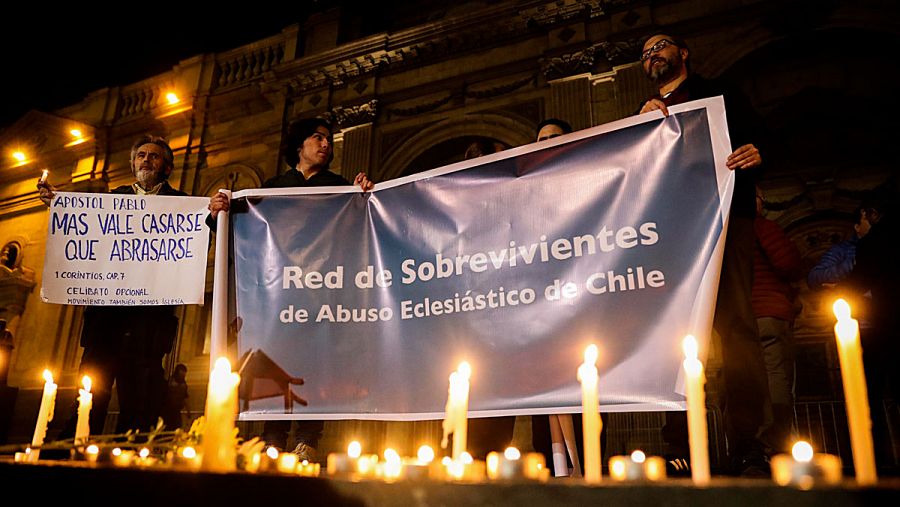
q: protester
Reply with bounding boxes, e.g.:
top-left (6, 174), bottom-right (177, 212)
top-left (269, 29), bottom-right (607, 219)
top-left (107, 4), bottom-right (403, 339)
top-left (39, 135), bottom-right (185, 435)
top-left (636, 33), bottom-right (770, 475)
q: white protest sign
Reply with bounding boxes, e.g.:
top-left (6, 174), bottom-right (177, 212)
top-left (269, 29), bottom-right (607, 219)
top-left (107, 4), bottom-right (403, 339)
top-left (41, 192), bottom-right (211, 306)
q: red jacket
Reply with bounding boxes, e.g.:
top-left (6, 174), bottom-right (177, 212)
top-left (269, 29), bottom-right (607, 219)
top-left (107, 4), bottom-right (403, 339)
top-left (752, 217), bottom-right (802, 320)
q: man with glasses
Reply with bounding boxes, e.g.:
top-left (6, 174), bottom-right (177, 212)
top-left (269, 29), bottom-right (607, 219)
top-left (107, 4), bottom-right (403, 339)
top-left (636, 33), bottom-right (771, 476)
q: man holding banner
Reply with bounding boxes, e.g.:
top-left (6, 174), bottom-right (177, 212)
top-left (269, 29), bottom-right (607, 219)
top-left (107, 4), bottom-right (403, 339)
top-left (638, 33), bottom-right (770, 475)
top-left (209, 117), bottom-right (372, 460)
top-left (38, 136), bottom-right (188, 435)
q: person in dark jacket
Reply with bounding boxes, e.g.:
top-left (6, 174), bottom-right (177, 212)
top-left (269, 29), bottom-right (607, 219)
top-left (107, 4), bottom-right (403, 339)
top-left (209, 118), bottom-right (371, 461)
top-left (38, 135), bottom-right (185, 435)
top-left (845, 194), bottom-right (900, 469)
top-left (752, 188), bottom-right (802, 454)
top-left (636, 33), bottom-right (770, 476)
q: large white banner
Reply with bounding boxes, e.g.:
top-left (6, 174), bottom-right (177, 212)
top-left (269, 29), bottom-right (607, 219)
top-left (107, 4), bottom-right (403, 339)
top-left (230, 98), bottom-right (735, 420)
top-left (41, 192), bottom-right (211, 306)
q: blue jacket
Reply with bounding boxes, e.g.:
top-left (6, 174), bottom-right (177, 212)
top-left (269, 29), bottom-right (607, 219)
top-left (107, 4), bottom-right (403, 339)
top-left (807, 235), bottom-right (858, 291)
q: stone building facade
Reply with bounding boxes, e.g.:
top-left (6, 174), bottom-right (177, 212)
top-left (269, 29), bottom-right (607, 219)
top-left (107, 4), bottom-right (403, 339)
top-left (1, 0), bottom-right (896, 461)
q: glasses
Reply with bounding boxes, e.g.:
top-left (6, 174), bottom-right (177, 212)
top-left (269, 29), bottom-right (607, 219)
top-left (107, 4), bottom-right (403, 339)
top-left (641, 39), bottom-right (675, 62)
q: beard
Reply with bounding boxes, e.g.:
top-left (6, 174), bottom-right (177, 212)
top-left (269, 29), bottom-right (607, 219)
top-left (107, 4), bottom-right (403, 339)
top-left (134, 166), bottom-right (165, 190)
top-left (647, 55), bottom-right (681, 84)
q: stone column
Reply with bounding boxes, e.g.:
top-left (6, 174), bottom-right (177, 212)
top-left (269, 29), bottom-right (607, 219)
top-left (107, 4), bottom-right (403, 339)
top-left (611, 62), bottom-right (657, 120)
top-left (331, 100), bottom-right (378, 181)
top-left (541, 46), bottom-right (598, 131)
top-left (547, 74), bottom-right (593, 132)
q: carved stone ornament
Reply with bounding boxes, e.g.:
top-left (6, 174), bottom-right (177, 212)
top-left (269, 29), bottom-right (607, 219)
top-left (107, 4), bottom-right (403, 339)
top-left (331, 100), bottom-right (379, 129)
top-left (540, 46), bottom-right (597, 80)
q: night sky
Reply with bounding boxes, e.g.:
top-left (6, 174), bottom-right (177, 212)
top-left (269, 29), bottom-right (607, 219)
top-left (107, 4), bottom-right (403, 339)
top-left (0, 2), bottom-right (459, 130)
top-left (0, 10), bottom-right (298, 129)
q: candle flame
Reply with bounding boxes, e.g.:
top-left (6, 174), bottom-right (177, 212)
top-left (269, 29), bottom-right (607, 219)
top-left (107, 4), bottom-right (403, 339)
top-left (86, 444), bottom-right (99, 455)
top-left (682, 335), bottom-right (698, 360)
top-left (457, 361), bottom-right (471, 380)
top-left (347, 440), bottom-right (362, 458)
top-left (384, 448), bottom-right (401, 463)
top-left (460, 451), bottom-right (473, 464)
top-left (182, 446), bottom-right (197, 459)
top-left (611, 459), bottom-right (626, 477)
top-left (213, 357), bottom-right (231, 373)
top-left (417, 445), bottom-right (435, 464)
top-left (584, 344), bottom-right (599, 365)
top-left (82, 375), bottom-right (92, 392)
top-left (504, 447), bottom-right (521, 460)
top-left (42, 369), bottom-right (53, 384)
top-left (833, 299), bottom-right (851, 321)
top-left (139, 448), bottom-right (150, 458)
top-left (792, 441), bottom-right (814, 463)
top-left (631, 450), bottom-right (646, 463)
top-left (266, 446), bottom-right (279, 459)
top-left (112, 448), bottom-right (122, 456)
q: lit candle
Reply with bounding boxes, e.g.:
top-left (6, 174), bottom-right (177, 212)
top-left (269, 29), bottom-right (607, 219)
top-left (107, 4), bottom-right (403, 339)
top-left (172, 446), bottom-right (201, 471)
top-left (30, 370), bottom-right (57, 461)
top-left (327, 440), bottom-right (362, 476)
top-left (135, 447), bottom-right (157, 467)
top-left (14, 448), bottom-right (33, 463)
top-left (296, 459), bottom-right (321, 477)
top-left (356, 453), bottom-right (379, 477)
top-left (383, 448), bottom-right (402, 480)
top-left (258, 446), bottom-right (280, 473)
top-left (832, 299), bottom-right (877, 485)
top-left (445, 451), bottom-right (486, 481)
top-left (200, 357), bottom-right (240, 472)
top-left (277, 452), bottom-right (299, 474)
top-left (400, 445), bottom-right (434, 480)
top-left (486, 446), bottom-right (548, 481)
top-left (682, 335), bottom-right (710, 485)
top-left (608, 450), bottom-right (667, 481)
top-left (111, 448), bottom-right (135, 467)
top-left (39, 169), bottom-right (48, 185)
top-left (74, 375), bottom-right (93, 446)
top-left (771, 441), bottom-right (842, 489)
top-left (442, 361), bottom-right (471, 460)
top-left (84, 444), bottom-right (100, 465)
top-left (577, 345), bottom-right (602, 483)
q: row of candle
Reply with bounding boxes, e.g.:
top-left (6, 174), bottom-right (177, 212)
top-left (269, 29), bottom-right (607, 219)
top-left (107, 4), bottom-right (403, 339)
top-left (19, 299), bottom-right (875, 487)
top-left (327, 442), bottom-right (549, 481)
top-left (435, 298), bottom-right (875, 486)
top-left (24, 370), bottom-right (92, 463)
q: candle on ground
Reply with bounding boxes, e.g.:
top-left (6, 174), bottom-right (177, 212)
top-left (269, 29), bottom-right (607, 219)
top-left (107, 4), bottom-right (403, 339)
top-left (442, 361), bottom-right (471, 460)
top-left (400, 445), bottom-right (434, 480)
top-left (30, 370), bottom-right (57, 461)
top-left (577, 345), bottom-right (602, 483)
top-left (771, 440), bottom-right (842, 488)
top-left (608, 450), bottom-right (667, 481)
top-left (200, 357), bottom-right (240, 472)
top-left (74, 375), bottom-right (93, 446)
top-left (682, 335), bottom-right (710, 485)
top-left (327, 440), bottom-right (363, 475)
top-left (486, 446), bottom-right (548, 481)
top-left (832, 299), bottom-right (877, 485)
